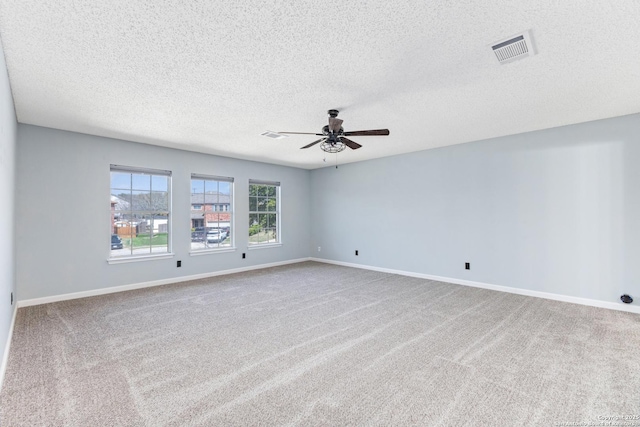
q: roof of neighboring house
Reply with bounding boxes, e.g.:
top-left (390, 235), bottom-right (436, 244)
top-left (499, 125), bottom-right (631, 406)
top-left (191, 193), bottom-right (231, 204)
top-left (110, 195), bottom-right (130, 210)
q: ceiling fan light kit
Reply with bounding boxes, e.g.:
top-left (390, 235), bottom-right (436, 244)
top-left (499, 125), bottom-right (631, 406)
top-left (320, 140), bottom-right (346, 153)
top-left (275, 110), bottom-right (390, 154)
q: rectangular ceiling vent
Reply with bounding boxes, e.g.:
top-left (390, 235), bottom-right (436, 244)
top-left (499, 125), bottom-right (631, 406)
top-left (261, 131), bottom-right (287, 139)
top-left (491, 30), bottom-right (535, 64)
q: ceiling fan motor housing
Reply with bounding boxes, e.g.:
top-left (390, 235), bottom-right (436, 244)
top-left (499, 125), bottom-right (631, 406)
top-left (322, 125), bottom-right (344, 136)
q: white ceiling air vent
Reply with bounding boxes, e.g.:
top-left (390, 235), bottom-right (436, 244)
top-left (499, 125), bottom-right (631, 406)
top-left (261, 131), bottom-right (287, 139)
top-left (491, 30), bottom-right (535, 64)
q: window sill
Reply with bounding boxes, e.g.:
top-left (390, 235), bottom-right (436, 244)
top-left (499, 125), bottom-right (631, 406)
top-left (247, 243), bottom-right (282, 250)
top-left (108, 253), bottom-right (175, 264)
top-left (189, 247), bottom-right (237, 256)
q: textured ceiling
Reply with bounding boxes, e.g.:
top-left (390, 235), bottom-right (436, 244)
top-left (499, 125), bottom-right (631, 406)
top-left (1, 1), bottom-right (639, 169)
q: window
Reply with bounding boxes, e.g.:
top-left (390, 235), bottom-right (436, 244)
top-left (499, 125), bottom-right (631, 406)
top-left (110, 165), bottom-right (171, 258)
top-left (249, 180), bottom-right (280, 245)
top-left (191, 174), bottom-right (234, 251)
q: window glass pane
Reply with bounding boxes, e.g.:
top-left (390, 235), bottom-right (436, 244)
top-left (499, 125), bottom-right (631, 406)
top-left (250, 213), bottom-right (258, 225)
top-left (151, 175), bottom-right (168, 192)
top-left (249, 197), bottom-right (257, 211)
top-left (267, 213), bottom-right (276, 229)
top-left (133, 228), bottom-right (152, 256)
top-left (267, 186), bottom-right (276, 197)
top-left (219, 181), bottom-right (230, 196)
top-left (257, 197), bottom-right (267, 211)
top-left (204, 192), bottom-right (217, 204)
top-left (111, 172), bottom-right (131, 190)
top-left (131, 214), bottom-right (169, 256)
top-left (257, 185), bottom-right (268, 197)
top-left (111, 191), bottom-right (130, 212)
top-left (204, 180), bottom-right (218, 194)
top-left (205, 225), bottom-right (228, 249)
top-left (267, 197), bottom-right (276, 211)
top-left (151, 191), bottom-right (169, 211)
top-left (257, 214), bottom-right (265, 244)
top-left (112, 223), bottom-right (134, 257)
top-left (131, 190), bottom-right (151, 211)
top-left (192, 180), bottom-right (205, 194)
top-left (131, 174), bottom-right (151, 191)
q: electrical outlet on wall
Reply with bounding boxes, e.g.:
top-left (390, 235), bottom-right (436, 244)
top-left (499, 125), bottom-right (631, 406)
top-left (318, 246), bottom-right (321, 252)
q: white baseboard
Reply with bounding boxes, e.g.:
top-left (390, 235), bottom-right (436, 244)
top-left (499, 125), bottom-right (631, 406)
top-left (0, 304), bottom-right (18, 394)
top-left (17, 256), bottom-right (640, 315)
top-left (310, 258), bottom-right (640, 314)
top-left (18, 258), bottom-right (312, 308)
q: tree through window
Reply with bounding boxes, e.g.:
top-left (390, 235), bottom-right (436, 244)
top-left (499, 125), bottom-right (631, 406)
top-left (248, 180), bottom-right (280, 245)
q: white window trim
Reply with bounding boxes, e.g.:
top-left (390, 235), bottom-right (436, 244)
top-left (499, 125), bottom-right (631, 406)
top-left (247, 243), bottom-right (282, 250)
top-left (189, 247), bottom-right (237, 256)
top-left (107, 253), bottom-right (175, 264)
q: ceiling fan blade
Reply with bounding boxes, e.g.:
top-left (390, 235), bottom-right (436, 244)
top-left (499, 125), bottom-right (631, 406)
top-left (343, 129), bottom-right (390, 136)
top-left (328, 117), bottom-right (343, 133)
top-left (341, 137), bottom-right (362, 150)
top-left (300, 138), bottom-right (325, 149)
top-left (279, 131), bottom-right (324, 135)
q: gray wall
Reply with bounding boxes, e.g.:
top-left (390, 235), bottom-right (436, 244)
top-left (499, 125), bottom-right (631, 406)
top-left (0, 39), bottom-right (17, 364)
top-left (311, 114), bottom-right (640, 305)
top-left (16, 125), bottom-right (311, 300)
top-left (13, 109), bottom-right (640, 308)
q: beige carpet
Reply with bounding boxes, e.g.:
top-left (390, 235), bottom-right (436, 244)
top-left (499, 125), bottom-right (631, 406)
top-left (1, 261), bottom-right (639, 426)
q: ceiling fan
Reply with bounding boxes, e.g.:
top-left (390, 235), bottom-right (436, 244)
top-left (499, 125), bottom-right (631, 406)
top-left (278, 110), bottom-right (390, 153)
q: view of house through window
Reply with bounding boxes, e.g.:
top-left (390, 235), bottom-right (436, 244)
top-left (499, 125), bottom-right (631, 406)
top-left (110, 165), bottom-right (171, 257)
top-left (249, 180), bottom-right (280, 245)
top-left (191, 174), bottom-right (233, 250)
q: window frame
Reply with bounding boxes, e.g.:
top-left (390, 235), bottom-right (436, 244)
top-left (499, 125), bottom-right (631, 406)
top-left (189, 173), bottom-right (235, 255)
top-left (248, 179), bottom-right (281, 248)
top-left (108, 165), bottom-right (173, 263)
